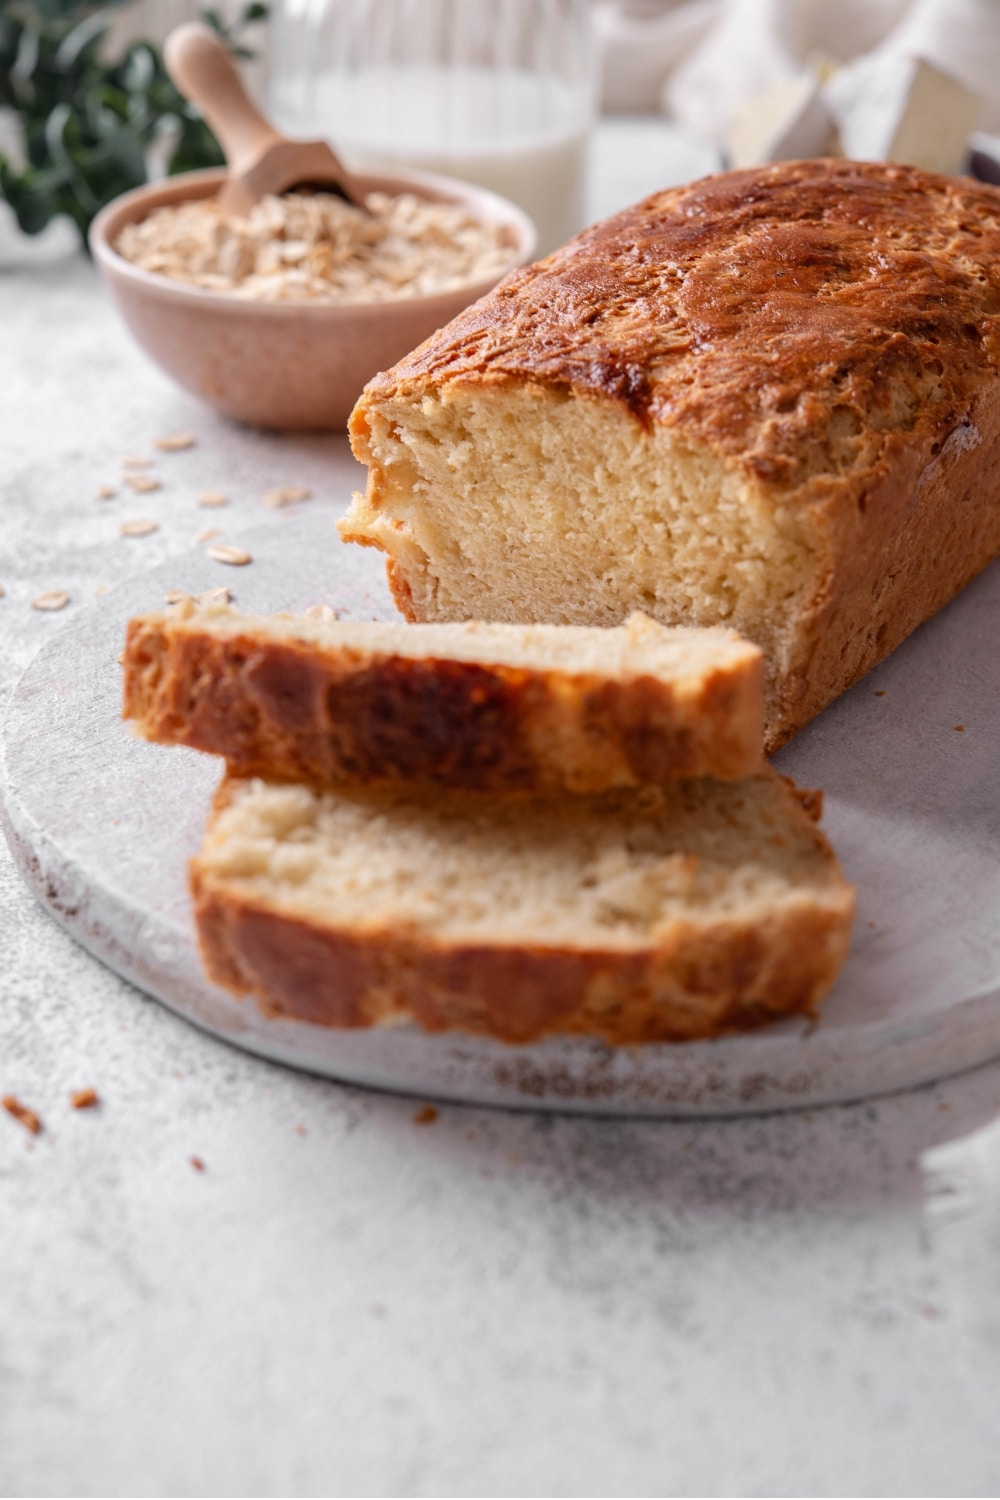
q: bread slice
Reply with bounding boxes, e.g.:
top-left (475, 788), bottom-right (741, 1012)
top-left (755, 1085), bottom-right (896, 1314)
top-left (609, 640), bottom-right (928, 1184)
top-left (340, 159), bottom-right (1000, 750)
top-left (123, 600), bottom-right (764, 791)
top-left (190, 768), bottom-right (855, 1045)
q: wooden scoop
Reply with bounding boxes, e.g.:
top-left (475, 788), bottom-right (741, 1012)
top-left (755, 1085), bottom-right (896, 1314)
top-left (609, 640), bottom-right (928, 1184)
top-left (164, 22), bottom-right (366, 216)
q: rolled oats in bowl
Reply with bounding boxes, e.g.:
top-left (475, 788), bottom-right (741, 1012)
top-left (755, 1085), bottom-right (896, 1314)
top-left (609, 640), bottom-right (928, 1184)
top-left (113, 190), bottom-right (516, 304)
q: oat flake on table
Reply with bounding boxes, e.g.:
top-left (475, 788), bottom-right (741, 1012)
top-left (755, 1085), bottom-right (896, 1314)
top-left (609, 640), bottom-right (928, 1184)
top-left (114, 191), bottom-right (515, 304)
top-left (262, 486), bottom-right (311, 508)
top-left (208, 545), bottom-right (252, 566)
top-left (32, 590), bottom-right (70, 612)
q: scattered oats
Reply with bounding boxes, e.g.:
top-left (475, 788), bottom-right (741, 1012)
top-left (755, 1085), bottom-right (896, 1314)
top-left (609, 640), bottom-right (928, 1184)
top-left (197, 490), bottom-right (229, 508)
top-left (195, 526), bottom-right (220, 544)
top-left (126, 474), bottom-right (161, 494)
top-left (154, 432), bottom-right (196, 451)
top-left (413, 1105), bottom-right (439, 1126)
top-left (70, 1087), bottom-right (100, 1110)
top-left (305, 604), bottom-right (337, 622)
top-left (113, 190), bottom-right (516, 304)
top-left (119, 455), bottom-right (152, 468)
top-left (32, 590), bottom-right (69, 611)
top-left (116, 650), bottom-right (126, 665)
top-left (120, 518), bottom-right (159, 537)
top-left (197, 586), bottom-right (231, 605)
top-left (262, 485), bottom-right (311, 508)
top-left (164, 589), bottom-right (191, 605)
top-left (190, 1155), bottom-right (206, 1172)
top-left (208, 544), bottom-right (251, 566)
top-left (95, 484), bottom-right (117, 499)
top-left (3, 1096), bottom-right (42, 1135)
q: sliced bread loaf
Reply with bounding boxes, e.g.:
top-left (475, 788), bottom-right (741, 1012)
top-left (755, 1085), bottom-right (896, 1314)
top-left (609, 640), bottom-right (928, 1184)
top-left (191, 768), bottom-right (854, 1045)
top-left (341, 160), bottom-right (1000, 750)
top-left (124, 601), bottom-right (763, 791)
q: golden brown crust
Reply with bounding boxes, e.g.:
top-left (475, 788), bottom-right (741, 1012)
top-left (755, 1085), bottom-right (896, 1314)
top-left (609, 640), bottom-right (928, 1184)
top-left (359, 160), bottom-right (1000, 488)
top-left (785, 780), bottom-right (824, 824)
top-left (762, 382), bottom-right (1000, 745)
top-left (385, 558), bottom-right (417, 621)
top-left (190, 773), bottom-right (855, 1046)
top-left (191, 866), bottom-right (852, 1047)
top-left (123, 613), bottom-right (764, 790)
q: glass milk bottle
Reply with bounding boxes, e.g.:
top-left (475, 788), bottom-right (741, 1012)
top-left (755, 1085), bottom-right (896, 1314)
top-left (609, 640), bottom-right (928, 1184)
top-left (269, 0), bottom-right (594, 256)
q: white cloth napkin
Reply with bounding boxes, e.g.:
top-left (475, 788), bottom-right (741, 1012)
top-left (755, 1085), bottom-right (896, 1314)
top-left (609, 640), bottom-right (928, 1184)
top-left (597, 0), bottom-right (1000, 138)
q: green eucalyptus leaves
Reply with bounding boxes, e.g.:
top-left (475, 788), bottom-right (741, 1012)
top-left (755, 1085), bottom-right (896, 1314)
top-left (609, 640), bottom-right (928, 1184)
top-left (0, 0), bottom-right (267, 243)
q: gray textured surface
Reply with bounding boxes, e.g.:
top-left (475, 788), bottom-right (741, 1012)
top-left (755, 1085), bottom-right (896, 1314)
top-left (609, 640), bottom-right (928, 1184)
top-left (3, 130), bottom-right (1000, 1497)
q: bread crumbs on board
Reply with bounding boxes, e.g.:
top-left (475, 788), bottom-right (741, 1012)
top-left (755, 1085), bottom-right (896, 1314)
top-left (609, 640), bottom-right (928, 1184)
top-left (3, 1095), bottom-right (42, 1134)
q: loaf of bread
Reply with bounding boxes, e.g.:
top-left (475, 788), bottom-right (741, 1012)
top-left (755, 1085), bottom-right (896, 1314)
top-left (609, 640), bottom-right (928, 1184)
top-left (340, 159), bottom-right (1000, 749)
top-left (123, 601), bottom-right (764, 790)
top-left (191, 768), bottom-right (855, 1044)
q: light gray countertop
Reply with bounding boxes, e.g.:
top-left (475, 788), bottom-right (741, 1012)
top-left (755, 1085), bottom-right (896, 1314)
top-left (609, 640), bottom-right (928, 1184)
top-left (3, 124), bottom-right (1000, 1499)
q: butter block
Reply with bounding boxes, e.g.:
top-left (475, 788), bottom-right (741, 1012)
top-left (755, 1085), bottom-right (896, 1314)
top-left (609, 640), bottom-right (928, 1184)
top-left (728, 71), bottom-right (836, 168)
top-left (824, 54), bottom-right (980, 175)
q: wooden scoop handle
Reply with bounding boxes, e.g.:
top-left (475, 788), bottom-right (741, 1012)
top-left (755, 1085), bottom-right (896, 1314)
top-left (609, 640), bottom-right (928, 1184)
top-left (164, 22), bottom-right (284, 177)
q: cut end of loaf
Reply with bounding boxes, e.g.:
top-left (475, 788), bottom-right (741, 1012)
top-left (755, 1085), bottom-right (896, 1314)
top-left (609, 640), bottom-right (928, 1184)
top-left (191, 769), bottom-right (855, 1045)
top-left (344, 161), bottom-right (1000, 750)
top-left (342, 382), bottom-right (822, 749)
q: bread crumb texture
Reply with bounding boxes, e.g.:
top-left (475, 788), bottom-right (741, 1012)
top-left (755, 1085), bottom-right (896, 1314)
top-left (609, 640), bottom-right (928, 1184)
top-left (191, 769), bottom-right (855, 1044)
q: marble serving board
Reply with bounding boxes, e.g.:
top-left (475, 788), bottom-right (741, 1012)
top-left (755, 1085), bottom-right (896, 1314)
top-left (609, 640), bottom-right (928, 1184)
top-left (2, 506), bottom-right (999, 1115)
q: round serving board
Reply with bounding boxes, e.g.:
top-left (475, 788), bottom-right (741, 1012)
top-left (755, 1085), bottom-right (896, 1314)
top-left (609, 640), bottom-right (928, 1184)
top-left (3, 507), bottom-right (999, 1115)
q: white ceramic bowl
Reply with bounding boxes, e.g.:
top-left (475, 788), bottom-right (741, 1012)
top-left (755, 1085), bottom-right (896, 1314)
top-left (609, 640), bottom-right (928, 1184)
top-left (90, 167), bottom-right (536, 431)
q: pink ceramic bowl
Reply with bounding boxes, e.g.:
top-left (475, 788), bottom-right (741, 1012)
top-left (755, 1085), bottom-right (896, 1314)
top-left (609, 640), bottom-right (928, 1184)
top-left (90, 167), bottom-right (536, 431)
